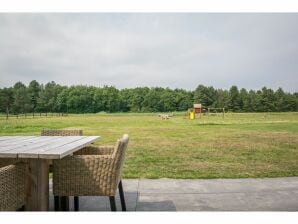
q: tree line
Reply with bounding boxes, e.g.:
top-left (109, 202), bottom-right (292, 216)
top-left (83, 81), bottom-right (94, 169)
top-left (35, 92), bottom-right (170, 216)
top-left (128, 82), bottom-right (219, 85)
top-left (0, 80), bottom-right (297, 117)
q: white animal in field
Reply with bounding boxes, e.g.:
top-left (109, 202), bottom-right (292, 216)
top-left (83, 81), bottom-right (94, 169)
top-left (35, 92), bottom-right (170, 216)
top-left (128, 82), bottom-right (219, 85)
top-left (158, 114), bottom-right (170, 119)
top-left (161, 114), bottom-right (169, 120)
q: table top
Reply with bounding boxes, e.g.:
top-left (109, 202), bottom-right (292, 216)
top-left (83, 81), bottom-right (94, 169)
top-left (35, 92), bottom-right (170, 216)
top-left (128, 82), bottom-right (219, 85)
top-left (0, 136), bottom-right (100, 159)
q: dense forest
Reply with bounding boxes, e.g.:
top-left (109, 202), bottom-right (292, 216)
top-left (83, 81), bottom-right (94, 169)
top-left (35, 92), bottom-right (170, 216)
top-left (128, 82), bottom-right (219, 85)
top-left (0, 80), bottom-right (297, 116)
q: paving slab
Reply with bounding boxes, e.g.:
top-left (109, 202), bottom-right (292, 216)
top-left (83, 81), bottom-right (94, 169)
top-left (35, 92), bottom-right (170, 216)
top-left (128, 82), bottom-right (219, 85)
top-left (137, 191), bottom-right (298, 211)
top-left (49, 177), bottom-right (298, 211)
top-left (138, 177), bottom-right (298, 194)
top-left (49, 179), bottom-right (139, 211)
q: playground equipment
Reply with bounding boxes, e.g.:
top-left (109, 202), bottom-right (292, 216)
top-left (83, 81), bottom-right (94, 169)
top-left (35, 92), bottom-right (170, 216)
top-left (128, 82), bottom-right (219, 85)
top-left (189, 111), bottom-right (195, 120)
top-left (207, 107), bottom-right (225, 118)
top-left (187, 104), bottom-right (225, 119)
top-left (194, 104), bottom-right (202, 113)
top-left (187, 104), bottom-right (202, 119)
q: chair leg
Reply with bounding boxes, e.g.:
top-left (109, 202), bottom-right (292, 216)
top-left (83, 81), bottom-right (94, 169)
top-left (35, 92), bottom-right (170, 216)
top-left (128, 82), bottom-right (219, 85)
top-left (16, 205), bottom-right (25, 211)
top-left (60, 196), bottom-right (69, 211)
top-left (109, 196), bottom-right (117, 211)
top-left (74, 196), bottom-right (79, 211)
top-left (118, 180), bottom-right (126, 211)
top-left (54, 196), bottom-right (60, 211)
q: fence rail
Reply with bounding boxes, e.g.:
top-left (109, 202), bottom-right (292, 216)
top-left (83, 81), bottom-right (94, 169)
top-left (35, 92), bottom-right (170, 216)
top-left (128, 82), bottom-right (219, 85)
top-left (0, 112), bottom-right (68, 120)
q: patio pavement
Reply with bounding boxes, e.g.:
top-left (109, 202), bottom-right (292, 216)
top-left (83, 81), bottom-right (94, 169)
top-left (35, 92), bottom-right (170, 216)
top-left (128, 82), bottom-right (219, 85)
top-left (49, 177), bottom-right (298, 211)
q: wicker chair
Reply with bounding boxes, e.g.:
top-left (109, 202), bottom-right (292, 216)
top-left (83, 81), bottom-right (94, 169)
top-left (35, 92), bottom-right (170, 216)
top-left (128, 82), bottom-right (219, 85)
top-left (0, 162), bottom-right (27, 211)
top-left (41, 129), bottom-right (83, 211)
top-left (41, 129), bottom-right (83, 137)
top-left (53, 134), bottom-right (129, 211)
top-left (0, 159), bottom-right (20, 168)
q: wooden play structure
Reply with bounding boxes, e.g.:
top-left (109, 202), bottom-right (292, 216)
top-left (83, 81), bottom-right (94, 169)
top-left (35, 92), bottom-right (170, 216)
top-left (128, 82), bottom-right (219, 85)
top-left (193, 104), bottom-right (202, 114)
top-left (187, 104), bottom-right (225, 119)
top-left (207, 107), bottom-right (225, 118)
top-left (187, 104), bottom-right (202, 119)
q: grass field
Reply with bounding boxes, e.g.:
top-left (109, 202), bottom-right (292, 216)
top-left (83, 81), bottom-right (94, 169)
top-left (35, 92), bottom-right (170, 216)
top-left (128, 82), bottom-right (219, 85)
top-left (1, 112), bottom-right (297, 179)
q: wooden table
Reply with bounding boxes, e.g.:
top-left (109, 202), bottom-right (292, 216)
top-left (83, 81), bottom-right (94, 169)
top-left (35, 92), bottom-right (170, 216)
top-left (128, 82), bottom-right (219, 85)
top-left (0, 136), bottom-right (100, 211)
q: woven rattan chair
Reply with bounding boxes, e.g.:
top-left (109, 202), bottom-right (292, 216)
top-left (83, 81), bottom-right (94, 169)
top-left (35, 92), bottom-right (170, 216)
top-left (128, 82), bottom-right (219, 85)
top-left (41, 129), bottom-right (83, 211)
top-left (41, 129), bottom-right (83, 137)
top-left (0, 159), bottom-right (20, 168)
top-left (0, 162), bottom-right (27, 211)
top-left (53, 134), bottom-right (129, 211)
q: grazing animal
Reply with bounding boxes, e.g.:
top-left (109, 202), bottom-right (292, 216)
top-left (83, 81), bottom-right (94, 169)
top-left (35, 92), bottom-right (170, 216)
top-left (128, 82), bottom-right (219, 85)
top-left (160, 114), bottom-right (169, 120)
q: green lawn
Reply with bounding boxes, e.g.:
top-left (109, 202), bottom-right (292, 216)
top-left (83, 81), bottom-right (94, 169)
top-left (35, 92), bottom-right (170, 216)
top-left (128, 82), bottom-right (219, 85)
top-left (1, 112), bottom-right (297, 179)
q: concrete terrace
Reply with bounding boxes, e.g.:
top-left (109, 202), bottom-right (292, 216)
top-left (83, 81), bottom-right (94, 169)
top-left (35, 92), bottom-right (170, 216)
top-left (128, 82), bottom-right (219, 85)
top-left (49, 177), bottom-right (298, 211)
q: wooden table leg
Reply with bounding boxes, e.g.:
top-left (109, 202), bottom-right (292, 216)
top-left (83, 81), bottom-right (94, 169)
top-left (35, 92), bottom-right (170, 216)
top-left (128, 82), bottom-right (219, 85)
top-left (26, 159), bottom-right (49, 211)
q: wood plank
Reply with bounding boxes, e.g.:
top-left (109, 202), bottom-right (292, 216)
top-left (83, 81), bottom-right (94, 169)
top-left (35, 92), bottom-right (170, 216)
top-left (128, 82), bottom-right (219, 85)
top-left (0, 137), bottom-right (64, 158)
top-left (0, 136), bottom-right (39, 150)
top-left (0, 153), bottom-right (17, 158)
top-left (0, 136), bottom-right (100, 159)
top-left (25, 159), bottom-right (49, 211)
top-left (0, 136), bottom-right (32, 139)
top-left (0, 136), bottom-right (37, 141)
top-left (0, 136), bottom-right (31, 142)
top-left (0, 136), bottom-right (32, 141)
top-left (1, 136), bottom-right (61, 152)
top-left (17, 136), bottom-right (87, 158)
top-left (38, 136), bottom-right (100, 159)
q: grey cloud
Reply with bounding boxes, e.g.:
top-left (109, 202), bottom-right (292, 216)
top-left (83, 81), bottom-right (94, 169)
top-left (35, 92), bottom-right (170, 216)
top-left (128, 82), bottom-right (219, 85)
top-left (0, 13), bottom-right (297, 92)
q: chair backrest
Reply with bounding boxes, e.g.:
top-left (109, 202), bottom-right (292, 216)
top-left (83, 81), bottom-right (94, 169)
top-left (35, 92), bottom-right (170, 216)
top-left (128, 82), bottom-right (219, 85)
top-left (113, 134), bottom-right (129, 181)
top-left (41, 129), bottom-right (83, 136)
top-left (0, 158), bottom-right (19, 168)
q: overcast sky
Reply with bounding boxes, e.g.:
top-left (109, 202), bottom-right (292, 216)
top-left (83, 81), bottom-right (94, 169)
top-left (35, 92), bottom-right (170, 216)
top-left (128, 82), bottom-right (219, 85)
top-left (0, 13), bottom-right (297, 92)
